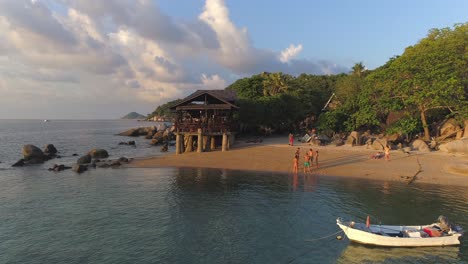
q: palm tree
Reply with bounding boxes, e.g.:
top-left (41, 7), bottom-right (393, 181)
top-left (262, 72), bottom-right (288, 96)
top-left (352, 62), bottom-right (366, 77)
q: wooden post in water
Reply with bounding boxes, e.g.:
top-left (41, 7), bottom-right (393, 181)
top-left (175, 133), bottom-right (181, 155)
top-left (222, 132), bottom-right (228, 152)
top-left (197, 128), bottom-right (203, 153)
top-left (185, 135), bottom-right (193, 153)
top-left (210, 136), bottom-right (216, 150)
top-left (203, 136), bottom-right (209, 151)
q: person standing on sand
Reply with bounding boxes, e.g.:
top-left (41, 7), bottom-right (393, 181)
top-left (293, 154), bottom-right (299, 174)
top-left (384, 145), bottom-right (390, 161)
top-left (308, 148), bottom-right (314, 164)
top-left (303, 153), bottom-right (311, 174)
top-left (289, 133), bottom-right (294, 146)
top-left (315, 150), bottom-right (319, 168)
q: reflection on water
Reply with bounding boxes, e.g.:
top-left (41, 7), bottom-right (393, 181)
top-left (0, 167), bottom-right (466, 263)
top-left (337, 244), bottom-right (461, 264)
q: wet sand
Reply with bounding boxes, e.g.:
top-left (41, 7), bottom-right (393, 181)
top-left (129, 136), bottom-right (468, 186)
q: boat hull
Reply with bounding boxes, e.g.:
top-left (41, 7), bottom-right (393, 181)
top-left (337, 220), bottom-right (462, 247)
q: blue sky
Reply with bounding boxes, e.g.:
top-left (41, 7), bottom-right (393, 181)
top-left (159, 0), bottom-right (468, 69)
top-left (0, 0), bottom-right (466, 119)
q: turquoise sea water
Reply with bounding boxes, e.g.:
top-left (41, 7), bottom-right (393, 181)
top-left (0, 120), bottom-right (467, 263)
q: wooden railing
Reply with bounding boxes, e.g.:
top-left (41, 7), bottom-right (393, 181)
top-left (175, 121), bottom-right (233, 133)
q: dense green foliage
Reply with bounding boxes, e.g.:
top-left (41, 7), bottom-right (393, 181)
top-left (227, 72), bottom-right (342, 133)
top-left (318, 23), bottom-right (467, 139)
top-left (149, 23), bottom-right (467, 138)
top-left (147, 99), bottom-right (182, 120)
top-left (121, 112), bottom-right (146, 119)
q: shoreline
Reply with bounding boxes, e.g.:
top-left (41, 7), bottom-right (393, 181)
top-left (128, 136), bottom-right (468, 187)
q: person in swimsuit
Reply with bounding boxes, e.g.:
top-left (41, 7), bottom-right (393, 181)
top-left (303, 153), bottom-right (311, 174)
top-left (315, 150), bottom-right (319, 168)
top-left (384, 145), bottom-right (390, 161)
top-left (308, 148), bottom-right (314, 164)
top-left (293, 154), bottom-right (299, 174)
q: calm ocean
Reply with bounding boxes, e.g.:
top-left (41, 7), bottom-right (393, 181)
top-left (0, 120), bottom-right (467, 263)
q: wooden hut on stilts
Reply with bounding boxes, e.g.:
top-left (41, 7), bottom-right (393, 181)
top-left (170, 90), bottom-right (239, 154)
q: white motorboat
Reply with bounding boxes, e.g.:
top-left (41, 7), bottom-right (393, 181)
top-left (336, 216), bottom-right (463, 247)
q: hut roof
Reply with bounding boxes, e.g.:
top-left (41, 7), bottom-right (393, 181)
top-left (170, 90), bottom-right (239, 111)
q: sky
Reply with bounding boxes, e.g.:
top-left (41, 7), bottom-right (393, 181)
top-left (0, 0), bottom-right (466, 119)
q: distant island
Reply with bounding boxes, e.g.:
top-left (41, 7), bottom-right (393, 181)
top-left (121, 112), bottom-right (146, 120)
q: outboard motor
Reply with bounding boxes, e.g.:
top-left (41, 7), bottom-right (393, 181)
top-left (438, 215), bottom-right (452, 232)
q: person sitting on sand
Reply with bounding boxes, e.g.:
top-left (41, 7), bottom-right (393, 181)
top-left (371, 152), bottom-right (384, 159)
top-left (303, 153), bottom-right (311, 174)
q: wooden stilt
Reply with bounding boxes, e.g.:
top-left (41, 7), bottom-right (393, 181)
top-left (203, 136), bottom-right (209, 151)
top-left (222, 133), bottom-right (228, 152)
top-left (197, 128), bottom-right (203, 153)
top-left (175, 133), bottom-right (181, 155)
top-left (185, 135), bottom-right (193, 153)
top-left (211, 136), bottom-right (216, 150)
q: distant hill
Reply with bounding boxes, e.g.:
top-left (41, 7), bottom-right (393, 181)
top-left (121, 112), bottom-right (146, 120)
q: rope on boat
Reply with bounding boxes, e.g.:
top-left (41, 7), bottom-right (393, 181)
top-left (304, 230), bottom-right (344, 242)
top-left (284, 230), bottom-right (344, 264)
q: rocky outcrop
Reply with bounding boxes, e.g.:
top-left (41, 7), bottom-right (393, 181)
top-left (77, 154), bottom-right (92, 164)
top-left (118, 128), bottom-right (140, 137)
top-left (118, 141), bottom-right (136, 146)
top-left (346, 131), bottom-right (360, 146)
top-left (439, 118), bottom-right (460, 138)
top-left (22, 144), bottom-right (48, 163)
top-left (411, 139), bottom-right (430, 152)
top-left (12, 159), bottom-right (25, 167)
top-left (371, 138), bottom-right (387, 151)
top-left (72, 164), bottom-right (87, 174)
top-left (48, 164), bottom-right (72, 172)
top-left (43, 144), bottom-right (58, 155)
top-left (438, 138), bottom-right (468, 154)
top-left (87, 149), bottom-right (109, 159)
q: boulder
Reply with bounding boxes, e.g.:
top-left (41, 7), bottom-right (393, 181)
top-left (371, 138), bottom-right (387, 151)
top-left (118, 141), bottom-right (136, 146)
top-left (72, 164), bottom-right (87, 174)
top-left (77, 154), bottom-right (92, 164)
top-left (22, 144), bottom-right (47, 163)
top-left (97, 162), bottom-right (110, 168)
top-left (386, 133), bottom-right (400, 143)
top-left (411, 139), bottom-right (430, 152)
top-left (119, 157), bottom-right (129, 163)
top-left (43, 144), bottom-right (58, 154)
top-left (118, 128), bottom-right (140, 137)
top-left (48, 164), bottom-right (71, 172)
top-left (345, 131), bottom-right (360, 146)
top-left (110, 160), bottom-right (121, 167)
top-left (440, 118), bottom-right (460, 138)
top-left (150, 138), bottom-right (161, 145)
top-left (161, 143), bottom-right (168, 152)
top-left (438, 138), bottom-right (468, 154)
top-left (88, 149), bottom-right (109, 159)
top-left (12, 159), bottom-right (25, 167)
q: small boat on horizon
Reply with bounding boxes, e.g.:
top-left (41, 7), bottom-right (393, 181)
top-left (337, 216), bottom-right (463, 247)
top-left (43, 119), bottom-right (49, 122)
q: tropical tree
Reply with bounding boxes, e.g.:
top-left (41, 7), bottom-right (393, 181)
top-left (261, 72), bottom-right (290, 96)
top-left (384, 24), bottom-right (467, 140)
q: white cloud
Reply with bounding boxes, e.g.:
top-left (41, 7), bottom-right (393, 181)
top-left (0, 0), bottom-right (348, 119)
top-left (280, 44), bottom-right (303, 63)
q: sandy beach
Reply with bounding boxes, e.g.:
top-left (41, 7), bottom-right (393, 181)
top-left (129, 136), bottom-right (468, 187)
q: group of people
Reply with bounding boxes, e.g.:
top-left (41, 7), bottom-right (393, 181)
top-left (370, 145), bottom-right (391, 161)
top-left (292, 147), bottom-right (319, 174)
